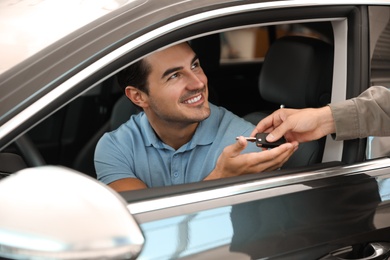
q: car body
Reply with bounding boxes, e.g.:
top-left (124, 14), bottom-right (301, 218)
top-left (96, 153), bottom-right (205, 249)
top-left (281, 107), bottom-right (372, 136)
top-left (1, 0), bottom-right (390, 259)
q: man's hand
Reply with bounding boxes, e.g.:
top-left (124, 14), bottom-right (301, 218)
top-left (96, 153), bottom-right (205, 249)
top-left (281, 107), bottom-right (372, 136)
top-left (250, 107), bottom-right (336, 143)
top-left (205, 136), bottom-right (298, 180)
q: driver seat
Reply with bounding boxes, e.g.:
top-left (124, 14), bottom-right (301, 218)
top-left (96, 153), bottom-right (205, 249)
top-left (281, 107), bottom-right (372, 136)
top-left (244, 35), bottom-right (334, 168)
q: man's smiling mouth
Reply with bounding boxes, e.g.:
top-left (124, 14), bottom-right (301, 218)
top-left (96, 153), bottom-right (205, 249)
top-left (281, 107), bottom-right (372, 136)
top-left (183, 94), bottom-right (202, 104)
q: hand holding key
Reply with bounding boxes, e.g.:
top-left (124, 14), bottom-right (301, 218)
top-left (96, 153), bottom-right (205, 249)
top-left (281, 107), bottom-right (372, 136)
top-left (237, 133), bottom-right (286, 148)
top-left (205, 135), bottom-right (298, 180)
top-left (250, 107), bottom-right (335, 143)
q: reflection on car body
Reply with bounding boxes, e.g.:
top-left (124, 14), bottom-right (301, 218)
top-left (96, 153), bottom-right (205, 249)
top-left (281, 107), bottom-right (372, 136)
top-left (1, 0), bottom-right (390, 259)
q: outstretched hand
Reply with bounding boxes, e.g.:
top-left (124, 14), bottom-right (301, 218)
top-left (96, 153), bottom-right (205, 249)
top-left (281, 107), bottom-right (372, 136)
top-left (250, 107), bottom-right (336, 143)
top-left (205, 136), bottom-right (298, 180)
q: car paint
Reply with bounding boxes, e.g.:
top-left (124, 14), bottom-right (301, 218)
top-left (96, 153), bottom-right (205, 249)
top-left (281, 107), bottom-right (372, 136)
top-left (124, 158), bottom-right (390, 259)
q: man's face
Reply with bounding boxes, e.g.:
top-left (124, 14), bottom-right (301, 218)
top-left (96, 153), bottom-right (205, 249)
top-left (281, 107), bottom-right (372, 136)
top-left (143, 43), bottom-right (210, 126)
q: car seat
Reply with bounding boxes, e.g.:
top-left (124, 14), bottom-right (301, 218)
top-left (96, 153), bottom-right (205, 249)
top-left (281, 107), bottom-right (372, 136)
top-left (244, 35), bottom-right (334, 168)
top-left (73, 95), bottom-right (138, 178)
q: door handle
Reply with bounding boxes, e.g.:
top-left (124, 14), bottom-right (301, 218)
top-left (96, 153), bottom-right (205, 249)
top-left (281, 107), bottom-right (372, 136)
top-left (320, 242), bottom-right (390, 260)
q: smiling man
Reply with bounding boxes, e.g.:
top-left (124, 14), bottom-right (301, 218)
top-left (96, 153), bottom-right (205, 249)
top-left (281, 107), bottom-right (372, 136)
top-left (94, 42), bottom-right (297, 192)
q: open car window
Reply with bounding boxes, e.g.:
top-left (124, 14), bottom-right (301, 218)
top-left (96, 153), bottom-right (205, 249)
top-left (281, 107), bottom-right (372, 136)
top-left (0, 20), bottom-right (337, 181)
top-left (0, 3), bottom-right (372, 188)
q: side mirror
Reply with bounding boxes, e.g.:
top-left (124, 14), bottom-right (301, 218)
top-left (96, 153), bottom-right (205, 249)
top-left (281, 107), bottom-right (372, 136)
top-left (0, 166), bottom-right (144, 259)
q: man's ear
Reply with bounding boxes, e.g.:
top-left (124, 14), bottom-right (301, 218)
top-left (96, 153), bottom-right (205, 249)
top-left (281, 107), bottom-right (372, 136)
top-left (125, 86), bottom-right (148, 108)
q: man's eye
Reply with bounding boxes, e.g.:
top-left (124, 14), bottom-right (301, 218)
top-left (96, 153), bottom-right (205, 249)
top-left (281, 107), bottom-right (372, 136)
top-left (169, 73), bottom-right (178, 80)
top-left (191, 62), bottom-right (200, 69)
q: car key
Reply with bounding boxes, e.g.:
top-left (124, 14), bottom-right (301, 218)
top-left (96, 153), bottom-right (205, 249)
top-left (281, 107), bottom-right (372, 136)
top-left (236, 133), bottom-right (286, 148)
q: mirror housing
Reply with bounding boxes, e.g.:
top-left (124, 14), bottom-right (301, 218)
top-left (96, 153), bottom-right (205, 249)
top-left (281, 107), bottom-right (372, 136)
top-left (0, 166), bottom-right (144, 259)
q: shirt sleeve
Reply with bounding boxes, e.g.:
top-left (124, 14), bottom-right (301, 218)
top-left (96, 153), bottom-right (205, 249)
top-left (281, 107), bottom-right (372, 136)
top-left (94, 132), bottom-right (136, 185)
top-left (329, 86), bottom-right (390, 140)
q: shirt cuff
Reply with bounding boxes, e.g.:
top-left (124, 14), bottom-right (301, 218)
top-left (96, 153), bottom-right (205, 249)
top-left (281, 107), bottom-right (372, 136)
top-left (329, 100), bottom-right (359, 141)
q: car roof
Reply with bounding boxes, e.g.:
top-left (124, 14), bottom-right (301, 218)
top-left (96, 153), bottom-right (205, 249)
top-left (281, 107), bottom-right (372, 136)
top-left (0, 0), bottom-right (145, 74)
top-left (1, 0), bottom-right (388, 75)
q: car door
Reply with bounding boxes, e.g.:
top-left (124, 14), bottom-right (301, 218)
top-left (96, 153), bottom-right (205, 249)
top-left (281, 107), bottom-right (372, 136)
top-left (1, 1), bottom-right (390, 260)
top-left (124, 159), bottom-right (390, 259)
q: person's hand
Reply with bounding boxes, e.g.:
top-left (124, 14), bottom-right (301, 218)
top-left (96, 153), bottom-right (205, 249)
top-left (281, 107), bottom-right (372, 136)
top-left (250, 107), bottom-right (336, 143)
top-left (205, 136), bottom-right (298, 180)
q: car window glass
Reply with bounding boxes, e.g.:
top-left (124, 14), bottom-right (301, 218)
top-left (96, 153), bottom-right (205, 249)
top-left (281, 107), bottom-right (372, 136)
top-left (138, 206), bottom-right (236, 259)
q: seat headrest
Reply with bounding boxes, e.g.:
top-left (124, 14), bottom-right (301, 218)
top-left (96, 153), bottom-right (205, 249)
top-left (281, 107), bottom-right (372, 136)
top-left (259, 36), bottom-right (334, 108)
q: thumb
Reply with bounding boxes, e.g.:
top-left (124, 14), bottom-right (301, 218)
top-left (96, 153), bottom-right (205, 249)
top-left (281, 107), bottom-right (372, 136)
top-left (267, 123), bottom-right (289, 142)
top-left (227, 136), bottom-right (247, 158)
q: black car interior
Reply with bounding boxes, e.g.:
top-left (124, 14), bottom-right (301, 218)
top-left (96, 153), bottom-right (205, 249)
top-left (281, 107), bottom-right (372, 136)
top-left (244, 35), bottom-right (334, 168)
top-left (0, 21), bottom-right (336, 179)
top-left (73, 94), bottom-right (138, 177)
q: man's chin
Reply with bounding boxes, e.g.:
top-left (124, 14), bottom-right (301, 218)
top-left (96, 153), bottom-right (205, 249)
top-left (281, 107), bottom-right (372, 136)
top-left (199, 107), bottom-right (211, 121)
top-left (187, 107), bottom-right (211, 123)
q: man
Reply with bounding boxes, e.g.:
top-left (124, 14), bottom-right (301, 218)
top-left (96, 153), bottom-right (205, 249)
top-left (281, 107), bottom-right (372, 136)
top-left (94, 42), bottom-right (297, 192)
top-left (252, 86), bottom-right (390, 142)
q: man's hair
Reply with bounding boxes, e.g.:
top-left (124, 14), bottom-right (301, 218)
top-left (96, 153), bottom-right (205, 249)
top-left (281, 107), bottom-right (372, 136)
top-left (117, 58), bottom-right (151, 95)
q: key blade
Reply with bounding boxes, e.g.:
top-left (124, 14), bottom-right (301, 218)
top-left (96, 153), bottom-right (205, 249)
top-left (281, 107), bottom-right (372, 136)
top-left (236, 136), bottom-right (257, 142)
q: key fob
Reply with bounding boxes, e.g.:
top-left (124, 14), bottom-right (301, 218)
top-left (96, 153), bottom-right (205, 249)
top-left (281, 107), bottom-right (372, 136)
top-left (255, 133), bottom-right (286, 148)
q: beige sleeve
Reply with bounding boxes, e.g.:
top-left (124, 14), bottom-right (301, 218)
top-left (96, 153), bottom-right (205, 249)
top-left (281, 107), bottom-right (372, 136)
top-left (329, 86), bottom-right (390, 140)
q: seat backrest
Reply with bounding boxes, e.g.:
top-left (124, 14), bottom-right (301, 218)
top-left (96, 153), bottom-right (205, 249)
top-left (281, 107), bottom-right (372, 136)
top-left (260, 36), bottom-right (333, 108)
top-left (73, 95), bottom-right (138, 178)
top-left (244, 35), bottom-right (334, 168)
top-left (109, 95), bottom-right (139, 130)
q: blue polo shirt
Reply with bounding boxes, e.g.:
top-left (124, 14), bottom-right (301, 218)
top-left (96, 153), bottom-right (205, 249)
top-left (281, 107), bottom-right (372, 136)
top-left (94, 103), bottom-right (260, 188)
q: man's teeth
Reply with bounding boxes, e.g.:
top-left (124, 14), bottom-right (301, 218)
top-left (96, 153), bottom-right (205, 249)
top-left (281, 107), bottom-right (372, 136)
top-left (184, 95), bottom-right (201, 104)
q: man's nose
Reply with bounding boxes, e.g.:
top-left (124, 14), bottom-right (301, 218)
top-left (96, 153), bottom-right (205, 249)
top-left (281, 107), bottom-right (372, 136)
top-left (186, 71), bottom-right (206, 90)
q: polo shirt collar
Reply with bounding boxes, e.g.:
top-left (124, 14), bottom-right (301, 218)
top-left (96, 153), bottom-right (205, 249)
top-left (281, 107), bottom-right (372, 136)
top-left (190, 103), bottom-right (218, 147)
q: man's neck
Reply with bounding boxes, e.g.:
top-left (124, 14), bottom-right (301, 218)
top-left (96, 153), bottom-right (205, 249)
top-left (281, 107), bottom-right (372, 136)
top-left (149, 120), bottom-right (199, 150)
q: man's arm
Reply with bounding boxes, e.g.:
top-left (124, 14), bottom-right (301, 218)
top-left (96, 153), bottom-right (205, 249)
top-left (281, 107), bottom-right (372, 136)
top-left (251, 107), bottom-right (335, 143)
top-left (252, 86), bottom-right (390, 143)
top-left (108, 178), bottom-right (147, 192)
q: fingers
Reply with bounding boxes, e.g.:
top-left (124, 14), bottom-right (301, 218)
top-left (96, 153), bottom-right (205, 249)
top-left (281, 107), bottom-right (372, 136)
top-left (209, 137), bottom-right (248, 179)
top-left (252, 142), bottom-right (297, 171)
top-left (266, 122), bottom-right (291, 142)
top-left (251, 108), bottom-right (299, 142)
top-left (250, 108), bottom-right (292, 137)
top-left (224, 136), bottom-right (248, 158)
top-left (237, 142), bottom-right (297, 174)
top-left (267, 144), bottom-right (296, 170)
top-left (212, 138), bottom-right (297, 180)
top-left (250, 114), bottom-right (275, 137)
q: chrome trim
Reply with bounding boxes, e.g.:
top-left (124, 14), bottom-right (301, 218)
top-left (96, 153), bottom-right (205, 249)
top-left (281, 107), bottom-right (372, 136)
top-left (128, 158), bottom-right (390, 216)
top-left (320, 242), bottom-right (390, 259)
top-left (2, 0), bottom-right (390, 142)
